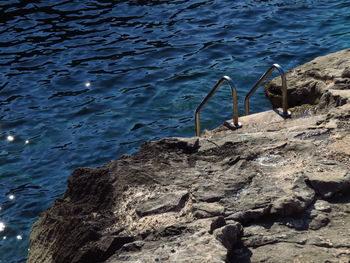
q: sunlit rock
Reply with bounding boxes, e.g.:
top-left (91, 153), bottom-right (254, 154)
top-left (28, 49), bottom-right (350, 263)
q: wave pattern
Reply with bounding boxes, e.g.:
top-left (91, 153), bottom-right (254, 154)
top-left (0, 0), bottom-right (349, 261)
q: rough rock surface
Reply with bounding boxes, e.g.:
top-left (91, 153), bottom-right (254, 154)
top-left (265, 48), bottom-right (350, 110)
top-left (28, 49), bottom-right (350, 263)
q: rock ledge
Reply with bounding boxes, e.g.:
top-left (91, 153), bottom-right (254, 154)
top-left (28, 50), bottom-right (350, 263)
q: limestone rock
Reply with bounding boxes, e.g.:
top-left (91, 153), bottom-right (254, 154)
top-left (106, 220), bottom-right (228, 263)
top-left (209, 216), bottom-right (226, 234)
top-left (313, 199), bottom-right (331, 213)
top-left (305, 163), bottom-right (350, 198)
top-left (271, 175), bottom-right (315, 216)
top-left (265, 49), bottom-right (350, 110)
top-left (193, 183), bottom-right (226, 202)
top-left (213, 222), bottom-right (243, 250)
top-left (309, 214), bottom-right (329, 230)
top-left (28, 50), bottom-right (350, 263)
top-left (135, 190), bottom-right (189, 216)
top-left (192, 202), bottom-right (225, 219)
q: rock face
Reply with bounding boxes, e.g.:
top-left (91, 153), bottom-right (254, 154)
top-left (28, 50), bottom-right (350, 263)
top-left (265, 48), bottom-right (350, 110)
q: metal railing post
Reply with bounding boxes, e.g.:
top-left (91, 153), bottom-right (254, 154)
top-left (244, 64), bottom-right (291, 117)
top-left (195, 76), bottom-right (241, 136)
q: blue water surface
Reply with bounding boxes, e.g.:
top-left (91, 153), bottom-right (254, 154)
top-left (0, 0), bottom-right (349, 261)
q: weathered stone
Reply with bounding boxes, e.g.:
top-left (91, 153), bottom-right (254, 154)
top-left (305, 164), bottom-right (350, 198)
top-left (193, 184), bottom-right (225, 202)
top-left (329, 134), bottom-right (350, 155)
top-left (341, 66), bottom-right (350, 78)
top-left (135, 190), bottom-right (189, 216)
top-left (271, 175), bottom-right (315, 216)
top-left (120, 241), bottom-right (144, 252)
top-left (28, 49), bottom-right (350, 263)
top-left (209, 216), bottom-right (226, 234)
top-left (265, 48), bottom-right (350, 110)
top-left (309, 214), bottom-right (329, 230)
top-left (213, 223), bottom-right (243, 250)
top-left (106, 219), bottom-right (228, 263)
top-left (225, 206), bottom-right (271, 223)
top-left (71, 235), bottom-right (134, 263)
top-left (313, 199), bottom-right (331, 213)
top-left (192, 202), bottom-right (225, 219)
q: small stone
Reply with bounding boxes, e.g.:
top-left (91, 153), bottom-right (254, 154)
top-left (314, 200), bottom-right (331, 213)
top-left (213, 223), bottom-right (243, 250)
top-left (309, 214), bottom-right (329, 230)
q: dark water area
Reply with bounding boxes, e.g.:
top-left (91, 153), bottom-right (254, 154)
top-left (0, 0), bottom-right (349, 261)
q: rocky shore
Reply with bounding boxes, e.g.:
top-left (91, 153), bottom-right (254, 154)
top-left (28, 49), bottom-right (350, 263)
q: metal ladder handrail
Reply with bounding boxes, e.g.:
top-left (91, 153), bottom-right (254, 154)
top-left (195, 76), bottom-right (241, 137)
top-left (244, 64), bottom-right (291, 117)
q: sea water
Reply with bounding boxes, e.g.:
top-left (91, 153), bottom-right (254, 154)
top-left (0, 0), bottom-right (349, 261)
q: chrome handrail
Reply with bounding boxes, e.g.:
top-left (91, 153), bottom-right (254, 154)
top-left (244, 64), bottom-right (291, 117)
top-left (195, 76), bottom-right (241, 137)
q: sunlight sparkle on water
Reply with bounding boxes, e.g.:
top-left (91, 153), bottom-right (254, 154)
top-left (16, 235), bottom-right (22, 240)
top-left (0, 222), bottom-right (5, 232)
top-left (7, 135), bottom-right (14, 142)
top-left (8, 194), bottom-right (15, 200)
top-left (25, 140), bottom-right (29, 144)
top-left (85, 82), bottom-right (91, 87)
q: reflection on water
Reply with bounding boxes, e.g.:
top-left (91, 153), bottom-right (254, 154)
top-left (0, 0), bottom-right (349, 261)
top-left (6, 135), bottom-right (14, 142)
